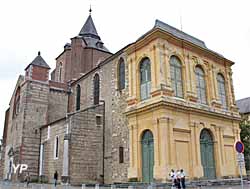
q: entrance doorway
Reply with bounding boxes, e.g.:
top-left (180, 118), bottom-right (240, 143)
top-left (200, 129), bottom-right (216, 179)
top-left (141, 130), bottom-right (154, 183)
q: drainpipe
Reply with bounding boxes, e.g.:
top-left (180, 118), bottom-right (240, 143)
top-left (99, 100), bottom-right (105, 184)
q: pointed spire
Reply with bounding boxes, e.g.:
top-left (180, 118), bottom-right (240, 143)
top-left (77, 9), bottom-right (110, 53)
top-left (79, 9), bottom-right (100, 40)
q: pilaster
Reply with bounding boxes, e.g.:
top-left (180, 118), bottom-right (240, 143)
top-left (153, 119), bottom-right (161, 180)
top-left (186, 57), bottom-right (197, 102)
top-left (213, 125), bottom-right (223, 177)
top-left (150, 46), bottom-right (157, 92)
top-left (168, 118), bottom-right (175, 166)
top-left (190, 122), bottom-right (203, 178)
top-left (128, 124), bottom-right (139, 179)
top-left (157, 117), bottom-right (171, 180)
top-left (61, 134), bottom-right (70, 184)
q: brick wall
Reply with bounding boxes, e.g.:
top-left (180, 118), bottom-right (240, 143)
top-left (31, 66), bottom-right (49, 82)
top-left (70, 37), bottom-right (111, 80)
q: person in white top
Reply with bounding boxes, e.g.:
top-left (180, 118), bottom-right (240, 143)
top-left (176, 170), bottom-right (181, 189)
top-left (180, 169), bottom-right (186, 189)
top-left (169, 169), bottom-right (175, 188)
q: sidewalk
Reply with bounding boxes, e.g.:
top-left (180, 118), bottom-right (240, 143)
top-left (0, 181), bottom-right (250, 189)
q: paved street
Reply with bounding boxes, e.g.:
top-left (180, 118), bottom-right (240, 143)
top-left (0, 182), bottom-right (250, 189)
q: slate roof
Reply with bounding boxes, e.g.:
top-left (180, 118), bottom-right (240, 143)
top-left (138, 19), bottom-right (224, 58)
top-left (79, 15), bottom-right (99, 39)
top-left (154, 19), bottom-right (207, 49)
top-left (236, 97), bottom-right (250, 114)
top-left (78, 15), bottom-right (110, 53)
top-left (25, 51), bottom-right (50, 70)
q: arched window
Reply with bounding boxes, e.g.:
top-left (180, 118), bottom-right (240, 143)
top-left (58, 62), bottom-right (62, 82)
top-left (118, 58), bottom-right (125, 90)
top-left (94, 74), bottom-right (100, 105)
top-left (170, 56), bottom-right (183, 98)
top-left (140, 58), bottom-right (151, 100)
top-left (76, 84), bottom-right (81, 111)
top-left (195, 66), bottom-right (207, 104)
top-left (217, 74), bottom-right (227, 108)
top-left (13, 87), bottom-right (20, 118)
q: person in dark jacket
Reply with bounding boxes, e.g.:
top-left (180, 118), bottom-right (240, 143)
top-left (54, 171), bottom-right (58, 187)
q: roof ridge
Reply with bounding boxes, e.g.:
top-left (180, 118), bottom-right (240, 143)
top-left (236, 97), bottom-right (250, 102)
top-left (154, 19), bottom-right (207, 48)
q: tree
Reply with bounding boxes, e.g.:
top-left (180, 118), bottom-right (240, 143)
top-left (240, 121), bottom-right (250, 170)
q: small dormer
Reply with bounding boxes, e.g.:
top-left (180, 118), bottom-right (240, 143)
top-left (25, 51), bottom-right (50, 82)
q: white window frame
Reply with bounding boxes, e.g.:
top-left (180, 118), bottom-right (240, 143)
top-left (47, 126), bottom-right (50, 140)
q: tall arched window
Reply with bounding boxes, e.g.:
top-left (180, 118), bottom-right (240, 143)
top-left (76, 84), bottom-right (81, 111)
top-left (118, 58), bottom-right (125, 90)
top-left (195, 66), bottom-right (207, 104)
top-left (13, 87), bottom-right (20, 118)
top-left (58, 62), bottom-right (62, 82)
top-left (170, 56), bottom-right (183, 98)
top-left (94, 74), bottom-right (100, 105)
top-left (217, 74), bottom-right (227, 108)
top-left (140, 58), bottom-right (151, 100)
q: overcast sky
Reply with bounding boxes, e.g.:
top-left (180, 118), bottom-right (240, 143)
top-left (0, 0), bottom-right (250, 137)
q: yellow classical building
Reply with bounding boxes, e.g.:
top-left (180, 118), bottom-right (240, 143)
top-left (125, 20), bottom-right (242, 182)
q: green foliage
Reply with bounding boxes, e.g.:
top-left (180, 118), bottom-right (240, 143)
top-left (240, 122), bottom-right (250, 170)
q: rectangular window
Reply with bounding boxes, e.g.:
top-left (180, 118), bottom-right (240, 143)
top-left (96, 116), bottom-right (102, 126)
top-left (119, 147), bottom-right (124, 163)
top-left (54, 136), bottom-right (59, 159)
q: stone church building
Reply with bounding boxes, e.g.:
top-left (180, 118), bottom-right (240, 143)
top-left (1, 12), bottom-right (243, 184)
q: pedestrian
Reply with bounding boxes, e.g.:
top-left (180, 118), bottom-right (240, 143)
top-left (175, 170), bottom-right (181, 189)
top-left (25, 172), bottom-right (30, 187)
top-left (54, 170), bottom-right (58, 187)
top-left (169, 169), bottom-right (175, 189)
top-left (180, 169), bottom-right (186, 189)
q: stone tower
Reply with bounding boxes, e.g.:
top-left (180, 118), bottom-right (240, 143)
top-left (3, 52), bottom-right (50, 181)
top-left (53, 12), bottom-right (112, 84)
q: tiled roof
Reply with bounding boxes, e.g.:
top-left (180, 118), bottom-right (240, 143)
top-left (236, 97), bottom-right (250, 114)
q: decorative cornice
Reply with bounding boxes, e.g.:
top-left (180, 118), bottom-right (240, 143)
top-left (125, 99), bottom-right (241, 122)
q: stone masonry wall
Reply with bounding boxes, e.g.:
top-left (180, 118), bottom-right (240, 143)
top-left (69, 51), bottom-right (129, 183)
top-left (20, 80), bottom-right (50, 181)
top-left (41, 118), bottom-right (66, 184)
top-left (48, 89), bottom-right (68, 124)
top-left (3, 76), bottom-right (25, 181)
top-left (109, 55), bottom-right (129, 183)
top-left (69, 104), bottom-right (104, 185)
